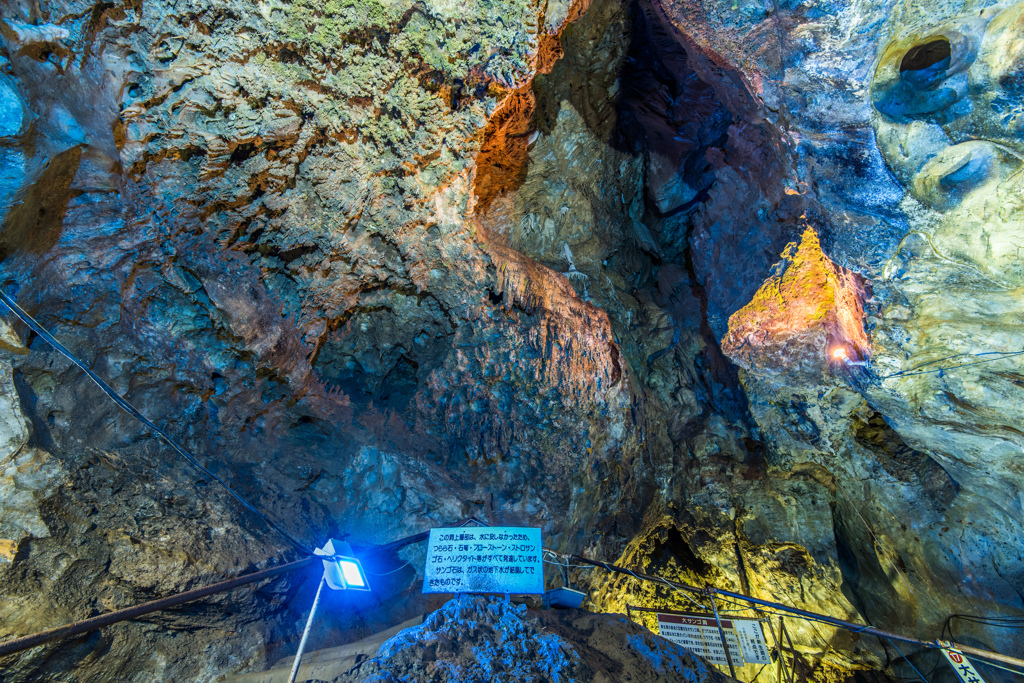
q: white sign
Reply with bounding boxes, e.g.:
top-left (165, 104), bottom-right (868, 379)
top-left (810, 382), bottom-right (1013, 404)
top-left (657, 613), bottom-right (770, 665)
top-left (942, 646), bottom-right (986, 683)
top-left (422, 526), bottom-right (544, 594)
top-left (733, 618), bottom-right (772, 664)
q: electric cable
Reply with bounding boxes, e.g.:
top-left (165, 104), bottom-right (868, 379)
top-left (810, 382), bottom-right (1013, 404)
top-left (879, 350), bottom-right (1024, 379)
top-left (941, 612), bottom-right (1024, 653)
top-left (364, 560), bottom-right (414, 577)
top-left (937, 613), bottom-right (1024, 680)
top-left (882, 350), bottom-right (1014, 376)
top-left (886, 637), bottom-right (931, 683)
top-left (947, 614), bottom-right (1024, 629)
top-left (4, 515), bottom-right (1024, 675)
top-left (560, 551), bottom-right (1024, 672)
top-left (542, 552), bottom-right (598, 571)
top-left (837, 339), bottom-right (1024, 380)
top-left (0, 288), bottom-right (315, 557)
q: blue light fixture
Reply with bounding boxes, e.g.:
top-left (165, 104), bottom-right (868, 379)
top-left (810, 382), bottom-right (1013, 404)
top-left (288, 539), bottom-right (371, 683)
top-left (316, 539), bottom-right (371, 591)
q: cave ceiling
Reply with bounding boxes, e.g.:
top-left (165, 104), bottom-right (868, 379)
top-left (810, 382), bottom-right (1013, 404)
top-left (0, 0), bottom-right (1021, 680)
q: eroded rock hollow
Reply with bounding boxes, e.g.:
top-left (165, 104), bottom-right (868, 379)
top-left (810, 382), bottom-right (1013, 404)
top-left (0, 0), bottom-right (1021, 680)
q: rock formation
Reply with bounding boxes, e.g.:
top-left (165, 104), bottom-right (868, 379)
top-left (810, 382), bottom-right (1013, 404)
top-left (0, 0), bottom-right (1020, 680)
top-left (339, 594), bottom-right (733, 683)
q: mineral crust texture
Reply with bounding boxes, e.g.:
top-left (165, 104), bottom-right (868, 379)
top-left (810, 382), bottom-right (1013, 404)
top-left (0, 0), bottom-right (1021, 679)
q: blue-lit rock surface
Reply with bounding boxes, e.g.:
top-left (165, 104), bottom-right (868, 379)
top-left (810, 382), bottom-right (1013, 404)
top-left (341, 595), bottom-right (728, 683)
top-left (0, 0), bottom-right (1020, 679)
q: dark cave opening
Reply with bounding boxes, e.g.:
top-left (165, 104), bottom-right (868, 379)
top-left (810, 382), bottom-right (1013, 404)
top-left (650, 525), bottom-right (714, 576)
top-left (612, 0), bottom-right (733, 225)
top-left (611, 0), bottom-right (759, 418)
top-left (899, 38), bottom-right (951, 75)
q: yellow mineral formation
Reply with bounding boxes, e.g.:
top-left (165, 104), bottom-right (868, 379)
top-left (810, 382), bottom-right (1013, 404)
top-left (721, 226), bottom-right (869, 374)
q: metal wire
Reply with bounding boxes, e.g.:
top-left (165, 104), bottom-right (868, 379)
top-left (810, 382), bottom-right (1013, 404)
top-left (886, 637), bottom-right (931, 683)
top-left (971, 658), bottom-right (1024, 678)
top-left (548, 551), bottom-right (706, 610)
top-left (365, 560), bottom-right (413, 577)
top-left (879, 349), bottom-right (1024, 379)
top-left (3, 290), bottom-right (1022, 676)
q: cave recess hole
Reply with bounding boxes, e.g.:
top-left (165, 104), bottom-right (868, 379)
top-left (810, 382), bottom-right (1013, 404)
top-left (900, 38), bottom-right (951, 74)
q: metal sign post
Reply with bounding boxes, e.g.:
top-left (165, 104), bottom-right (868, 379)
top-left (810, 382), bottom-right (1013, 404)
top-left (286, 539), bottom-right (372, 683)
top-left (707, 587), bottom-right (738, 678)
top-left (780, 618), bottom-right (798, 683)
top-left (766, 616), bottom-right (789, 683)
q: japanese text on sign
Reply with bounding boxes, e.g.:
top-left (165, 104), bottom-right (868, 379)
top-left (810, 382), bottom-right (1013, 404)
top-left (656, 613), bottom-right (770, 665)
top-left (422, 527), bottom-right (544, 595)
top-left (942, 646), bottom-right (986, 683)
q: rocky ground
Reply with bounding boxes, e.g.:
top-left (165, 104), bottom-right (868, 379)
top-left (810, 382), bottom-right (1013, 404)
top-left (338, 595), bottom-right (734, 683)
top-left (0, 0), bottom-right (1021, 680)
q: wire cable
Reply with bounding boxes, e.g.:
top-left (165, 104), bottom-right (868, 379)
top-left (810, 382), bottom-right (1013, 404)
top-left (0, 288), bottom-right (314, 557)
top-left (880, 350), bottom-right (1020, 378)
top-left (886, 638), bottom-right (931, 683)
top-left (365, 560), bottom-right (413, 577)
top-left (880, 350), bottom-right (1024, 379)
top-left (3, 286), bottom-right (1022, 673)
top-left (551, 551), bottom-right (708, 609)
top-left (543, 556), bottom-right (598, 571)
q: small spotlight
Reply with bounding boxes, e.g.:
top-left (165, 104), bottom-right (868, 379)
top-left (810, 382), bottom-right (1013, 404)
top-left (338, 558), bottom-right (368, 589)
top-left (830, 345), bottom-right (870, 367)
top-left (314, 539), bottom-right (371, 591)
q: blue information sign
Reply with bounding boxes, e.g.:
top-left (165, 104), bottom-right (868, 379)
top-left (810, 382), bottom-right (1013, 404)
top-left (422, 526), bottom-right (544, 594)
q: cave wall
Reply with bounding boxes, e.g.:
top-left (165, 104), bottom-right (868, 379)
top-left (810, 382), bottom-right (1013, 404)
top-left (647, 0), bottom-right (1024, 669)
top-left (0, 0), bottom-right (1020, 680)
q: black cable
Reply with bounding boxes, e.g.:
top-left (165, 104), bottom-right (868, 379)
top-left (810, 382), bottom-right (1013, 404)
top-left (950, 614), bottom-right (1024, 626)
top-left (0, 288), bottom-right (314, 557)
top-left (879, 350), bottom-right (1024, 379)
top-left (941, 613), bottom-right (1024, 648)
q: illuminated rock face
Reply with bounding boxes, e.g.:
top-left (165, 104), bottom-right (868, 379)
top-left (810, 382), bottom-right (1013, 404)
top-left (722, 227), bottom-right (869, 376)
top-left (0, 0), bottom-right (1022, 680)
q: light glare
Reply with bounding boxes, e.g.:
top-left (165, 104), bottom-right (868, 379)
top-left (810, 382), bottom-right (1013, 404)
top-left (339, 559), bottom-right (366, 588)
top-left (832, 347), bottom-right (847, 360)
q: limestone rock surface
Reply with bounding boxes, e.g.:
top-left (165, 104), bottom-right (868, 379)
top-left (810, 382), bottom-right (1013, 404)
top-left (342, 595), bottom-right (731, 683)
top-left (0, 0), bottom-right (1021, 679)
